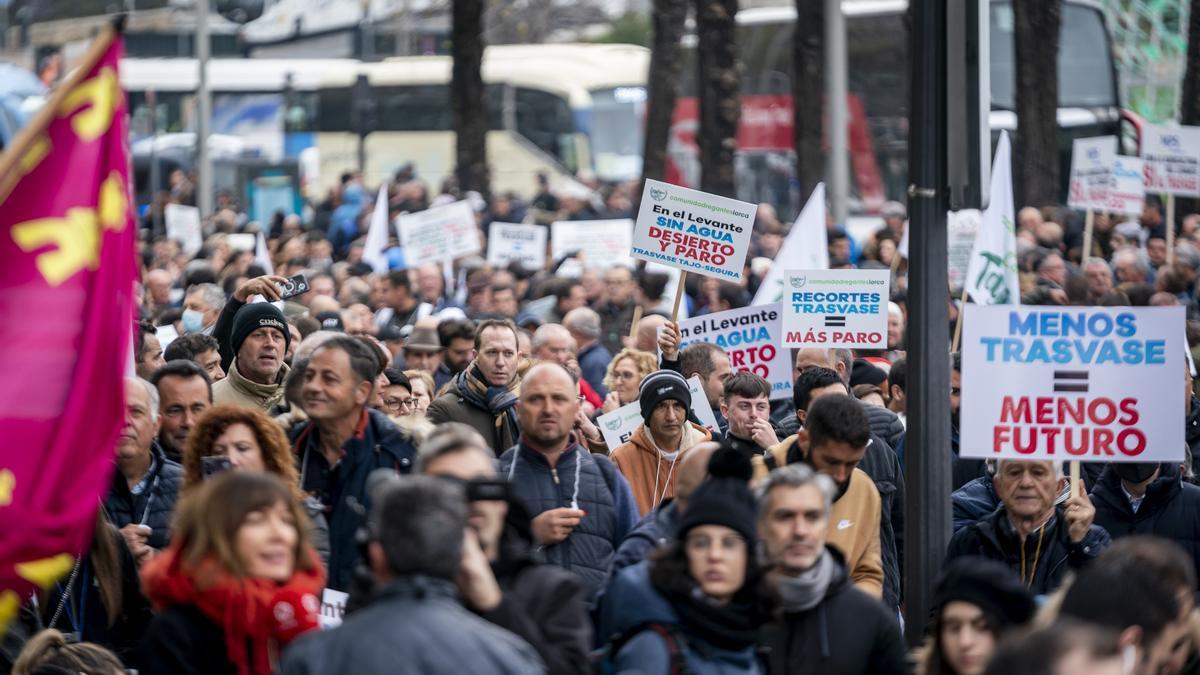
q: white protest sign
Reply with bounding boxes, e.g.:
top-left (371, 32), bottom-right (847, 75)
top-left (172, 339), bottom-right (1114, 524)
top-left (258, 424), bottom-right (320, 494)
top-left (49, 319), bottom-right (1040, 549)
top-left (782, 269), bottom-right (890, 349)
top-left (1140, 124), bottom-right (1200, 197)
top-left (398, 200), bottom-right (481, 263)
top-left (156, 324), bottom-right (179, 350)
top-left (165, 203), bottom-right (203, 257)
top-left (318, 588), bottom-right (348, 630)
top-left (487, 223), bottom-right (547, 270)
top-left (596, 376), bottom-right (720, 449)
top-left (632, 178), bottom-right (756, 282)
top-left (1107, 157), bottom-right (1147, 216)
top-left (961, 305), bottom-right (1184, 463)
top-left (679, 304), bottom-right (791, 401)
top-left (947, 209), bottom-right (981, 292)
top-left (1068, 136), bottom-right (1117, 211)
top-left (551, 219), bottom-right (633, 269)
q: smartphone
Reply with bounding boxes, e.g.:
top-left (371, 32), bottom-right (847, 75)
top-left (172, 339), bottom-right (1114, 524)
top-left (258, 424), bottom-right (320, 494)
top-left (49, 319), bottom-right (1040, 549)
top-left (466, 479), bottom-right (511, 502)
top-left (202, 455), bottom-right (233, 480)
top-left (277, 273), bottom-right (311, 300)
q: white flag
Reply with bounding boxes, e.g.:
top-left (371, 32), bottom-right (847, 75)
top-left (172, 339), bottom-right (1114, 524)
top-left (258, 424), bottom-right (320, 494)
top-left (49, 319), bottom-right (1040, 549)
top-left (255, 230), bottom-right (274, 276)
top-left (362, 183), bottom-right (391, 275)
top-left (964, 132), bottom-right (1020, 305)
top-left (752, 183), bottom-right (829, 305)
top-left (898, 222), bottom-right (909, 259)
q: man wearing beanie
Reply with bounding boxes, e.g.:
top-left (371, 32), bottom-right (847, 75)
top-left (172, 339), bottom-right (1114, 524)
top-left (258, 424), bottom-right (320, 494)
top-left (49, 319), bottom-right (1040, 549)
top-left (757, 463), bottom-right (906, 674)
top-left (212, 300), bottom-right (292, 412)
top-left (610, 370), bottom-right (712, 516)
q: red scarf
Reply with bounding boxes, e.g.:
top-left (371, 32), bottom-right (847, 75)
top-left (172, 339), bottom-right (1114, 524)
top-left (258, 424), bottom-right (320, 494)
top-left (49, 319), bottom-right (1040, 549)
top-left (142, 544), bottom-right (326, 675)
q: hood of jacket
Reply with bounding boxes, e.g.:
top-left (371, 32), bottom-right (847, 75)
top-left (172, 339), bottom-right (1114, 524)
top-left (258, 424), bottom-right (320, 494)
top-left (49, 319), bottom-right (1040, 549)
top-left (227, 357), bottom-right (289, 396)
top-left (628, 421), bottom-right (712, 458)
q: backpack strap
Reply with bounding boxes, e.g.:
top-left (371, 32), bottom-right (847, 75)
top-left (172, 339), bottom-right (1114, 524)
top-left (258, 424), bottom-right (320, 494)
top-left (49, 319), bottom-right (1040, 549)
top-left (603, 622), bottom-right (691, 675)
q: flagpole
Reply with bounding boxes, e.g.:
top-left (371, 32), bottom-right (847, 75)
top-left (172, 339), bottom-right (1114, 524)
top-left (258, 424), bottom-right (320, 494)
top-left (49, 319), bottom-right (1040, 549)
top-left (671, 272), bottom-right (688, 323)
top-left (628, 305), bottom-right (643, 344)
top-left (0, 18), bottom-right (124, 203)
top-left (1080, 208), bottom-right (1095, 265)
top-left (1166, 194), bottom-right (1176, 266)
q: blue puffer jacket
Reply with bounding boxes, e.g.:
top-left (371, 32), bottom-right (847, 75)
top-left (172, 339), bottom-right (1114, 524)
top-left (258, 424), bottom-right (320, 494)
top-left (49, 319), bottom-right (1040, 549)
top-left (499, 442), bottom-right (638, 602)
top-left (104, 441), bottom-right (183, 551)
top-left (952, 474), bottom-right (999, 533)
top-left (292, 408), bottom-right (417, 590)
top-left (600, 562), bottom-right (762, 675)
top-left (611, 501), bottom-right (679, 576)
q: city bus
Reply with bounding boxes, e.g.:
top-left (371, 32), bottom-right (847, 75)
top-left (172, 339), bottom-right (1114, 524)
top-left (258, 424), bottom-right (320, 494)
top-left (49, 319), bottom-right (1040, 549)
top-left (669, 0), bottom-right (1126, 218)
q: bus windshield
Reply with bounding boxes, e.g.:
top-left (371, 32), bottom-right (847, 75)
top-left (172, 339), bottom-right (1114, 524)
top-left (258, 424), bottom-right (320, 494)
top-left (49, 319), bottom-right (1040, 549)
top-left (589, 86), bottom-right (647, 182)
top-left (990, 1), bottom-right (1116, 110)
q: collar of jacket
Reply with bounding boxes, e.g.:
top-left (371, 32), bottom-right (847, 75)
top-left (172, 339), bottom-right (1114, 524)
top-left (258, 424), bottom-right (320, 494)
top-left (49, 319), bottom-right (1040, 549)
top-left (372, 575), bottom-right (458, 604)
top-left (988, 505), bottom-right (1063, 552)
top-left (228, 357), bottom-right (289, 396)
top-left (1094, 463), bottom-right (1181, 515)
top-left (113, 440), bottom-right (170, 495)
top-left (631, 421), bottom-right (710, 457)
top-left (516, 439), bottom-right (582, 470)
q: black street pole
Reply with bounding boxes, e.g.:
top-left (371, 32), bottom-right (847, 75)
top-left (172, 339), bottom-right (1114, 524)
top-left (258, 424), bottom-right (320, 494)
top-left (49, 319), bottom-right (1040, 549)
top-left (903, 0), bottom-right (952, 645)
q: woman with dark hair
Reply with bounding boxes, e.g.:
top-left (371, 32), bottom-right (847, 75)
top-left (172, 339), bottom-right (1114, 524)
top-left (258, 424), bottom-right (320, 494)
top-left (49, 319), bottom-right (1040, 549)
top-left (136, 472), bottom-right (325, 675)
top-left (183, 404), bottom-right (329, 566)
top-left (24, 509), bottom-right (152, 666)
top-left (917, 557), bottom-right (1036, 675)
top-left (600, 452), bottom-right (770, 674)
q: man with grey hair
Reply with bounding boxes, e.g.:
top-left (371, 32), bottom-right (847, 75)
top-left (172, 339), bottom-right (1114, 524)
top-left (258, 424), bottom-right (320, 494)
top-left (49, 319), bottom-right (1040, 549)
top-left (1084, 257), bottom-right (1115, 302)
top-left (757, 464), bottom-right (906, 673)
top-left (419, 423), bottom-right (593, 675)
top-left (104, 378), bottom-right (183, 566)
top-left (563, 307), bottom-right (612, 398)
top-left (1113, 247), bottom-right (1151, 285)
top-left (280, 476), bottom-right (546, 675)
top-left (946, 459), bottom-right (1110, 596)
top-left (182, 282), bottom-right (226, 334)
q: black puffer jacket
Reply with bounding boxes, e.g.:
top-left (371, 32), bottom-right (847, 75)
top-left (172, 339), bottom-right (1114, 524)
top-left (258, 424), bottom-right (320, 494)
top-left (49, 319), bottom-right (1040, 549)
top-left (1090, 463), bottom-right (1200, 590)
top-left (1188, 397), bottom-right (1200, 475)
top-left (104, 442), bottom-right (183, 550)
top-left (945, 505), bottom-right (1110, 597)
top-left (760, 548), bottom-right (906, 675)
top-left (864, 405), bottom-right (905, 453)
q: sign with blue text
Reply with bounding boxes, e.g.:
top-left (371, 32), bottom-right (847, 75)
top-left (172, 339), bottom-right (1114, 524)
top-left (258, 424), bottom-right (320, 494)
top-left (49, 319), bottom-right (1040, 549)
top-left (632, 179), bottom-right (756, 282)
top-left (782, 269), bottom-right (890, 349)
top-left (679, 303), bottom-right (791, 401)
top-left (961, 305), bottom-right (1185, 463)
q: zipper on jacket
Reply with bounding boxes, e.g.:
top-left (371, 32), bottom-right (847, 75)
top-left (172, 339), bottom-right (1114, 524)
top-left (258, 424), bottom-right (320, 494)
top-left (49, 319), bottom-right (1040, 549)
top-left (551, 467), bottom-right (560, 484)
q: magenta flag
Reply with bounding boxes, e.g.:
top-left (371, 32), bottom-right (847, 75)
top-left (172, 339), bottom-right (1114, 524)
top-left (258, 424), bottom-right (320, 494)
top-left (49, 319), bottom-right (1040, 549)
top-left (0, 28), bottom-right (137, 628)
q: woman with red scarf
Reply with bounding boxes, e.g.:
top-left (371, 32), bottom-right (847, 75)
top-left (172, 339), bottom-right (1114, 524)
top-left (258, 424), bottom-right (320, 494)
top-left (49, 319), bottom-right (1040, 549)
top-left (135, 472), bottom-right (325, 675)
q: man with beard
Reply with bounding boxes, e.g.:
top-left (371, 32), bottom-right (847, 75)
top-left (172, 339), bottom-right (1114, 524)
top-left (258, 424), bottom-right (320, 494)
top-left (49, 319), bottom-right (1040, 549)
top-left (212, 302), bottom-right (291, 412)
top-left (434, 318), bottom-right (477, 391)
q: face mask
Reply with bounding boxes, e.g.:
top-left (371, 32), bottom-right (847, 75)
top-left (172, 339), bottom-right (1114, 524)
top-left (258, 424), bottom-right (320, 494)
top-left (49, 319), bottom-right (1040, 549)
top-left (1114, 462), bottom-right (1159, 484)
top-left (181, 308), bottom-right (205, 333)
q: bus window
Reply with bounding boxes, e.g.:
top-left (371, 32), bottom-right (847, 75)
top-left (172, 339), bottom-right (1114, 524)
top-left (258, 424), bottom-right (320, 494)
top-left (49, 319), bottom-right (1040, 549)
top-left (514, 87), bottom-right (576, 172)
top-left (318, 84), bottom-right (504, 132)
top-left (590, 86), bottom-right (646, 181)
top-left (317, 87), bottom-right (352, 132)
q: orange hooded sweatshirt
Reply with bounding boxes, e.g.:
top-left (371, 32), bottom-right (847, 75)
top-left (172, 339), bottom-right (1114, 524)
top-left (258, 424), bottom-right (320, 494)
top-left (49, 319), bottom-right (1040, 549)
top-left (610, 421), bottom-right (712, 516)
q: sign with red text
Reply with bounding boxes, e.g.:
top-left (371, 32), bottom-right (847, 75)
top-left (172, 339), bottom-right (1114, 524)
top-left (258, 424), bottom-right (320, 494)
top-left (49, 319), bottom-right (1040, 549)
top-left (632, 179), bottom-right (755, 282)
top-left (961, 305), bottom-right (1184, 463)
top-left (782, 269), bottom-right (890, 349)
top-left (1107, 157), bottom-right (1147, 216)
top-left (1068, 136), bottom-right (1117, 211)
top-left (1140, 124), bottom-right (1200, 197)
top-left (679, 304), bottom-right (791, 401)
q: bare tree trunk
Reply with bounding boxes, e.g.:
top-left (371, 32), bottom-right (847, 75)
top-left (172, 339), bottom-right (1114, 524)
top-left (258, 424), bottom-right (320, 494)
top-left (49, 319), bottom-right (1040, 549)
top-left (1178, 0), bottom-right (1200, 221)
top-left (792, 0), bottom-right (824, 198)
top-left (695, 0), bottom-right (740, 197)
top-left (1012, 0), bottom-right (1060, 208)
top-left (451, 0), bottom-right (490, 201)
top-left (641, 0), bottom-right (689, 190)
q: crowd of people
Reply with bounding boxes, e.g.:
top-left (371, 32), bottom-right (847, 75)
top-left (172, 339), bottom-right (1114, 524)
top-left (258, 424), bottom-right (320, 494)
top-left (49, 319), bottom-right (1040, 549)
top-left (6, 167), bottom-right (1200, 675)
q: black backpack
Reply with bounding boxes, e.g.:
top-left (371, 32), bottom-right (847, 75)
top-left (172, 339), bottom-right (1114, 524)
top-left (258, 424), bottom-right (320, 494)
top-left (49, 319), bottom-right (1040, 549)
top-left (593, 622), bottom-right (693, 675)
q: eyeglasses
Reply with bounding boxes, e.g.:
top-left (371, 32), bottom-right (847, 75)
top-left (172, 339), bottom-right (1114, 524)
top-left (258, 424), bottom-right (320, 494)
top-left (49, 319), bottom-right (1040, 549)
top-left (384, 396), bottom-right (416, 412)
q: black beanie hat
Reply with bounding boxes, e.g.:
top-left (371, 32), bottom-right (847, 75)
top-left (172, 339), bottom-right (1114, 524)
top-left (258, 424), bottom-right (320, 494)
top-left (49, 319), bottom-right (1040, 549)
top-left (231, 302), bottom-right (291, 357)
top-left (932, 557), bottom-right (1036, 631)
top-left (850, 359), bottom-right (888, 387)
top-left (678, 473), bottom-right (758, 545)
top-left (638, 370), bottom-right (692, 424)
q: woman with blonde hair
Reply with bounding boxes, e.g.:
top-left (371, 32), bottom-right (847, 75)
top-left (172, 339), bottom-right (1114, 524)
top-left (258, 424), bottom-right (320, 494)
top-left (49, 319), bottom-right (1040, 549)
top-left (12, 630), bottom-right (124, 675)
top-left (601, 348), bottom-right (658, 414)
top-left (137, 472), bottom-right (325, 675)
top-left (183, 405), bottom-right (329, 565)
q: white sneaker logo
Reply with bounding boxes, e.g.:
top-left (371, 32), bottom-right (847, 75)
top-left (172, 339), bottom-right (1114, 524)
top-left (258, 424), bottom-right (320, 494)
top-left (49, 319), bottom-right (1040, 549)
top-left (837, 519), bottom-right (853, 530)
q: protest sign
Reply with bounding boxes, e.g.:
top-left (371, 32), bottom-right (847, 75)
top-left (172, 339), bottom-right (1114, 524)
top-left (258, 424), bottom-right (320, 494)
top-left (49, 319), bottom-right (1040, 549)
top-left (1107, 157), bottom-right (1147, 216)
top-left (960, 305), bottom-right (1185, 463)
top-left (782, 269), bottom-right (890, 349)
top-left (1067, 136), bottom-right (1117, 211)
top-left (551, 219), bottom-right (633, 269)
top-left (165, 203), bottom-right (203, 257)
top-left (1140, 124), bottom-right (1200, 197)
top-left (596, 376), bottom-right (720, 449)
top-left (679, 304), bottom-right (791, 401)
top-left (318, 588), bottom-right (348, 630)
top-left (487, 222), bottom-right (547, 270)
top-left (398, 200), bottom-right (481, 263)
top-left (632, 179), bottom-right (755, 282)
top-left (947, 209), bottom-right (981, 292)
